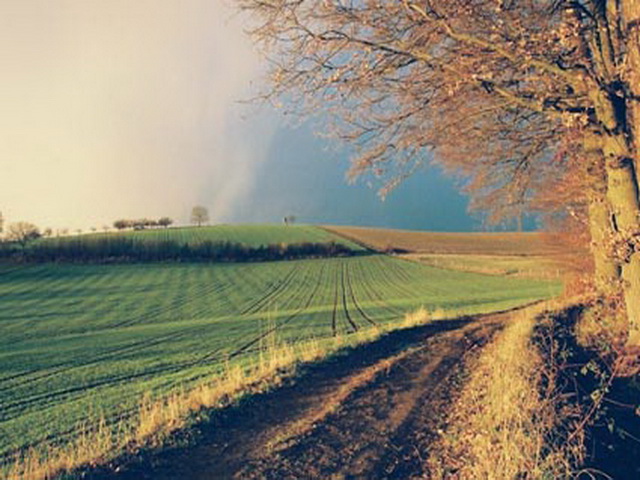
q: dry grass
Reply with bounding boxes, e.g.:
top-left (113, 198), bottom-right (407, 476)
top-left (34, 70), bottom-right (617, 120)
top-left (324, 225), bottom-right (573, 256)
top-left (3, 307), bottom-right (442, 480)
top-left (427, 303), bottom-right (584, 479)
top-left (411, 253), bottom-right (572, 279)
top-left (402, 306), bottom-right (450, 327)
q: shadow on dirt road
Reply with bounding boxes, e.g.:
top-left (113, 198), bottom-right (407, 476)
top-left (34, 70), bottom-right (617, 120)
top-left (82, 314), bottom-right (507, 480)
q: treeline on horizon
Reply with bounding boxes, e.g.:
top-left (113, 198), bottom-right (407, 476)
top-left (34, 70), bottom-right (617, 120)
top-left (0, 237), bottom-right (359, 264)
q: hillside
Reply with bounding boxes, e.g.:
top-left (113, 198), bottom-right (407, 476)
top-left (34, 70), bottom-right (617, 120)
top-left (47, 225), bottom-right (364, 250)
top-left (323, 225), bottom-right (571, 256)
top-left (3, 225), bottom-right (365, 263)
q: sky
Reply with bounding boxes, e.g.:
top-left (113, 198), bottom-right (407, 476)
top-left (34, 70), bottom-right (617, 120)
top-left (0, 0), bottom-right (481, 232)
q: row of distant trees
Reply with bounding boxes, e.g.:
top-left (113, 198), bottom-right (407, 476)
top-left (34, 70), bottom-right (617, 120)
top-left (1, 205), bottom-right (296, 249)
top-left (112, 206), bottom-right (212, 230)
top-left (113, 217), bottom-right (173, 230)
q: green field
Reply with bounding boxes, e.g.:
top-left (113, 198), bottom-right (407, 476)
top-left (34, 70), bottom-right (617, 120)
top-left (39, 224), bottom-right (364, 250)
top-left (0, 226), bottom-right (560, 468)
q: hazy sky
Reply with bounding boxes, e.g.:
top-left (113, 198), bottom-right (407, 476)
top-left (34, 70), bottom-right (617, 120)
top-left (1, 0), bottom-right (479, 232)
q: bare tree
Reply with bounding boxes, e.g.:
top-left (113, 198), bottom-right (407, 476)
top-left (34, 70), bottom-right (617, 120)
top-left (113, 219), bottom-right (130, 230)
top-left (239, 0), bottom-right (640, 346)
top-left (6, 222), bottom-right (41, 247)
top-left (283, 215), bottom-right (296, 226)
top-left (191, 206), bottom-right (209, 227)
top-left (158, 217), bottom-right (174, 228)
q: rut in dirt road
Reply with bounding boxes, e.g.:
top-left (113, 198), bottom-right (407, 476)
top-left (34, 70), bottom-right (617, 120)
top-left (239, 320), bottom-right (499, 480)
top-left (83, 315), bottom-right (505, 480)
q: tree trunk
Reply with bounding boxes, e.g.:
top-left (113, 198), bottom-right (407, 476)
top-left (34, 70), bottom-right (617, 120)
top-left (587, 190), bottom-right (620, 291)
top-left (617, 1), bottom-right (640, 344)
top-left (583, 142), bottom-right (620, 292)
top-left (622, 1), bottom-right (640, 173)
top-left (602, 136), bottom-right (640, 345)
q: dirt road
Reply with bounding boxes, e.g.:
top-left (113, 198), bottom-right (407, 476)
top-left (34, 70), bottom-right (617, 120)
top-left (85, 314), bottom-right (507, 480)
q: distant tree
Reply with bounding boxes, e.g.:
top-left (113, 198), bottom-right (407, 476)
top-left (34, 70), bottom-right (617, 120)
top-left (113, 219), bottom-right (129, 230)
top-left (283, 215), bottom-right (296, 226)
top-left (102, 225), bottom-right (110, 233)
top-left (0, 212), bottom-right (4, 235)
top-left (42, 228), bottom-right (53, 238)
top-left (132, 219), bottom-right (146, 230)
top-left (60, 228), bottom-right (69, 236)
top-left (6, 222), bottom-right (41, 247)
top-left (191, 206), bottom-right (209, 227)
top-left (90, 227), bottom-right (97, 233)
top-left (75, 229), bottom-right (82, 235)
top-left (158, 217), bottom-right (173, 228)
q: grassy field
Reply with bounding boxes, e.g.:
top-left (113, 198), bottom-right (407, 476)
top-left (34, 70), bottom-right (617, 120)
top-left (41, 224), bottom-right (363, 250)
top-left (0, 252), bottom-right (558, 471)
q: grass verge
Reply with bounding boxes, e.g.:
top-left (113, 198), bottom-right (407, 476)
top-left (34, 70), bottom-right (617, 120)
top-left (427, 302), bottom-right (585, 479)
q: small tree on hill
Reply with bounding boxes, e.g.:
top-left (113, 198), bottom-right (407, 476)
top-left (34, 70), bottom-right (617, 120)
top-left (158, 217), bottom-right (173, 228)
top-left (6, 222), bottom-right (41, 247)
top-left (191, 206), bottom-right (209, 227)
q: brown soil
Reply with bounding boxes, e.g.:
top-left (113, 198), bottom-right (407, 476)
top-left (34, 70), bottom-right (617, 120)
top-left (81, 313), bottom-right (508, 480)
top-left (323, 225), bottom-right (573, 256)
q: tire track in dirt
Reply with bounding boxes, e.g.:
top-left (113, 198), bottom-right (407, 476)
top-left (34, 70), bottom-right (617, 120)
top-left (344, 261), bottom-right (378, 327)
top-left (353, 257), bottom-right (405, 318)
top-left (330, 263), bottom-right (340, 337)
top-left (82, 311), bottom-right (512, 480)
top-left (239, 264), bottom-right (300, 315)
top-left (224, 263), bottom-right (327, 361)
top-left (340, 262), bottom-right (359, 333)
top-left (239, 320), bottom-right (501, 480)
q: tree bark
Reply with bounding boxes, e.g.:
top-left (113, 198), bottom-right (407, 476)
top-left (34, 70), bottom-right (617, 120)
top-left (587, 188), bottom-right (620, 291)
top-left (617, 1), bottom-right (640, 344)
top-left (622, 1), bottom-right (640, 173)
top-left (589, 78), bottom-right (640, 345)
top-left (583, 144), bottom-right (621, 292)
top-left (602, 136), bottom-right (640, 345)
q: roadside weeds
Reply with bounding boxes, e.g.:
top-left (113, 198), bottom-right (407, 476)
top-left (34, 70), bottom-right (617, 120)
top-left (427, 302), bottom-right (585, 479)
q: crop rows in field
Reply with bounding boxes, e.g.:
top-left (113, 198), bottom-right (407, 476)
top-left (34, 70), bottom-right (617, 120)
top-left (0, 255), bottom-right (557, 462)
